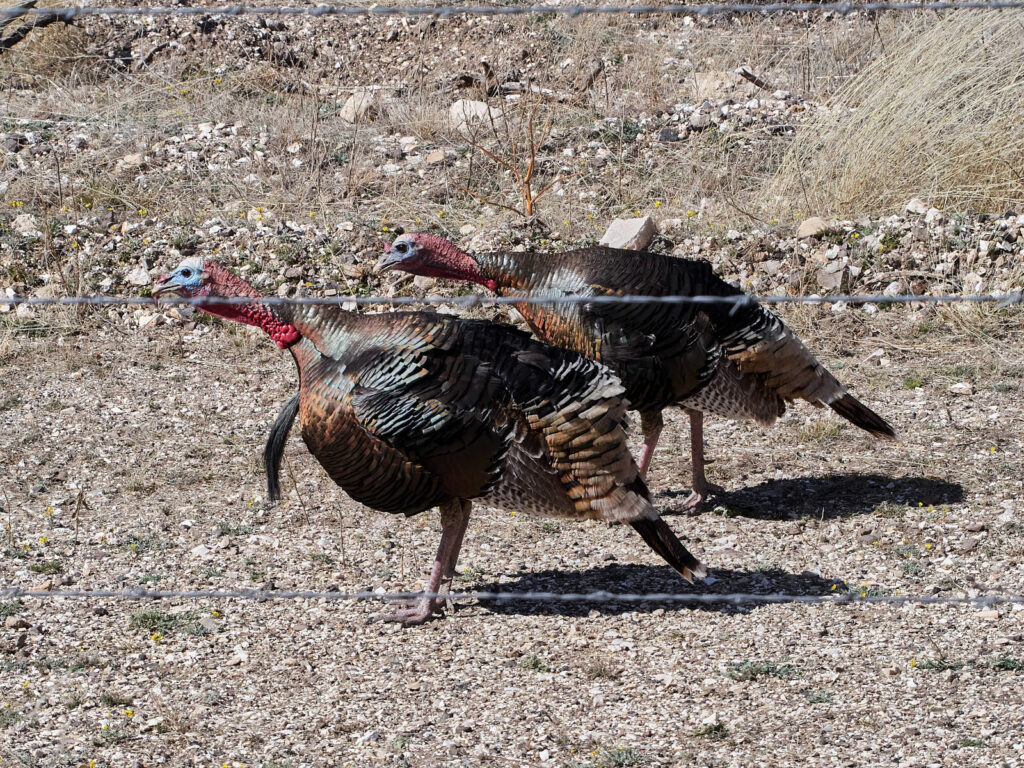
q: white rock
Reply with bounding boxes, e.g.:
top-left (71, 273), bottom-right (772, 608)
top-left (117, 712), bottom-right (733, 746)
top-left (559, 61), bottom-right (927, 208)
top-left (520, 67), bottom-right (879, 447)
top-left (15, 303), bottom-right (34, 320)
top-left (449, 99), bottom-right (502, 134)
top-left (797, 216), bottom-right (830, 239)
top-left (599, 216), bottom-right (657, 251)
top-left (12, 213), bottom-right (41, 237)
top-left (948, 382), bottom-right (975, 395)
top-left (905, 198), bottom-right (928, 215)
top-left (127, 265), bottom-right (152, 286)
top-left (924, 207), bottom-right (945, 226)
top-left (339, 89), bottom-right (379, 124)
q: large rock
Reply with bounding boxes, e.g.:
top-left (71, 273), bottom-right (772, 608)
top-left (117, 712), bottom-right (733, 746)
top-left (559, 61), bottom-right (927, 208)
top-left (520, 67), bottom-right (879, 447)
top-left (797, 216), bottom-right (830, 239)
top-left (599, 216), bottom-right (657, 251)
top-left (693, 70), bottom-right (746, 99)
top-left (905, 197), bottom-right (928, 215)
top-left (127, 265), bottom-right (152, 286)
top-left (817, 261), bottom-right (849, 292)
top-left (339, 89), bottom-right (379, 124)
top-left (12, 213), bottom-right (41, 238)
top-left (449, 100), bottom-right (502, 134)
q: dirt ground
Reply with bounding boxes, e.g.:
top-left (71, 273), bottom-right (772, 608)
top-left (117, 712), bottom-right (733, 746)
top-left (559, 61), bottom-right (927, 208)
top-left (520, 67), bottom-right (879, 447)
top-left (1, 305), bottom-right (1022, 768)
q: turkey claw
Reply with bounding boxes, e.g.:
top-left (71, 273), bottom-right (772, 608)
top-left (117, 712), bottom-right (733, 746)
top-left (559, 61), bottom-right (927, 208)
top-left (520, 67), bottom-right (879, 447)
top-left (372, 598), bottom-right (443, 626)
top-left (672, 482), bottom-right (725, 514)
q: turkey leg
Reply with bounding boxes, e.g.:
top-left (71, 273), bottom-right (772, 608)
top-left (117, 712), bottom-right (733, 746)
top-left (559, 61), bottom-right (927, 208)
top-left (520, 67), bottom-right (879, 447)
top-left (377, 499), bottom-right (471, 626)
top-left (637, 410), bottom-right (664, 479)
top-left (679, 408), bottom-right (723, 509)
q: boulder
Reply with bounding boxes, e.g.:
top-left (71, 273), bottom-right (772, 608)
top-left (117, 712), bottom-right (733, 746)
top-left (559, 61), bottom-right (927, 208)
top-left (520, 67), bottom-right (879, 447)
top-left (599, 217), bottom-right (657, 251)
top-left (449, 100), bottom-right (502, 134)
top-left (339, 89), bottom-right (379, 124)
top-left (797, 216), bottom-right (830, 239)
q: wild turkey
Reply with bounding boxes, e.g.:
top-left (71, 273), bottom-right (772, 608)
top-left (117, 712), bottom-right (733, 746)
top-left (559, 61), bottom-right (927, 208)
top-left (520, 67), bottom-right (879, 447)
top-left (378, 233), bottom-right (896, 507)
top-left (153, 257), bottom-right (704, 625)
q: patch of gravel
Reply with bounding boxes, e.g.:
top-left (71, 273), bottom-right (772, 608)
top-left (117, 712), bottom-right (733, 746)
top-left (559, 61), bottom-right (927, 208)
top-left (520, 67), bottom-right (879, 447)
top-left (1, 307), bottom-right (1022, 767)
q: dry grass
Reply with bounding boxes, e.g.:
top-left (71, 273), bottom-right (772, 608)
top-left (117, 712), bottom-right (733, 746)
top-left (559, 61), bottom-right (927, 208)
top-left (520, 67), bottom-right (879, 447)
top-left (768, 10), bottom-right (1024, 217)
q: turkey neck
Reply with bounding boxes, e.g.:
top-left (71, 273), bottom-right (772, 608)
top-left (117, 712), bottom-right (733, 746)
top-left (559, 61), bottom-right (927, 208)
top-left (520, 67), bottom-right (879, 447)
top-left (201, 264), bottom-right (300, 349)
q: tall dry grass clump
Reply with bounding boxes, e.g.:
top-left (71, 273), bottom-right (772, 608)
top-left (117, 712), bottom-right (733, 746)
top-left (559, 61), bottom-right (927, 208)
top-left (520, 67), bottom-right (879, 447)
top-left (768, 11), bottom-right (1024, 218)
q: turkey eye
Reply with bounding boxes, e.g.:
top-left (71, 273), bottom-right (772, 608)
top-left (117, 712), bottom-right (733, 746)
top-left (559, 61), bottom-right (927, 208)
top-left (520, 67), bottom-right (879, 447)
top-left (180, 269), bottom-right (193, 278)
top-left (395, 243), bottom-right (408, 254)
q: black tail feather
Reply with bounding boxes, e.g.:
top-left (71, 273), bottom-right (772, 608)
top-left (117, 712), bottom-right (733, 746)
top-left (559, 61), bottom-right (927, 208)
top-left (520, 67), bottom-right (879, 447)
top-left (264, 393), bottom-right (300, 501)
top-left (830, 393), bottom-right (897, 440)
top-left (628, 517), bottom-right (706, 583)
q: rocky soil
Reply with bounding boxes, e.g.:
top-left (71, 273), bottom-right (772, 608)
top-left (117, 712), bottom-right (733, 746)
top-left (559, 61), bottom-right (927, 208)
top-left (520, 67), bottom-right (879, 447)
top-left (2, 5), bottom-right (1024, 768)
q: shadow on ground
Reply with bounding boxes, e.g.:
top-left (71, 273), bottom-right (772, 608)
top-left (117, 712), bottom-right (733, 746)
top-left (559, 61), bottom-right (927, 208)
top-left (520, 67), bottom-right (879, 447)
top-left (657, 473), bottom-right (963, 520)
top-left (467, 564), bottom-right (839, 617)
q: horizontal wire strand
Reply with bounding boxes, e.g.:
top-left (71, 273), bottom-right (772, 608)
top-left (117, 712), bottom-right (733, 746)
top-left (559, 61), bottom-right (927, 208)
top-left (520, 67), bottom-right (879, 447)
top-left (2, 291), bottom-right (1022, 308)
top-left (6, 1), bottom-right (1024, 23)
top-left (0, 586), bottom-right (1021, 606)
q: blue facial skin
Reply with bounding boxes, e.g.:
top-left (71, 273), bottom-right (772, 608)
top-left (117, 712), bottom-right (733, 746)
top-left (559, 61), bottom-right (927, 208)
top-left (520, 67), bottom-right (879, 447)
top-left (166, 264), bottom-right (203, 293)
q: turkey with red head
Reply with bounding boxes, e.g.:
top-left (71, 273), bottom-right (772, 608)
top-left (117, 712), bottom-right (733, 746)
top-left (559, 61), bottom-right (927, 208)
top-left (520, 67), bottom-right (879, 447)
top-left (153, 257), bottom-right (704, 625)
top-left (378, 234), bottom-right (896, 507)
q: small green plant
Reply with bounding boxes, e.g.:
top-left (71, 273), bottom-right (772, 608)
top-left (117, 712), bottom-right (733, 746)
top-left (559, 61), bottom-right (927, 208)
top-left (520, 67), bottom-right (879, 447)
top-left (903, 375), bottom-right (925, 389)
top-left (520, 654), bottom-right (550, 672)
top-left (0, 706), bottom-right (21, 726)
top-left (799, 422), bottom-right (845, 441)
top-left (0, 600), bottom-right (23, 617)
top-left (586, 663), bottom-right (620, 680)
top-left (95, 724), bottom-right (127, 745)
top-left (879, 231), bottom-right (901, 252)
top-left (988, 657), bottom-right (1024, 671)
top-left (216, 522), bottom-right (253, 536)
top-left (0, 394), bottom-right (20, 412)
top-left (723, 660), bottom-right (800, 681)
top-left (958, 738), bottom-right (986, 748)
top-left (540, 520), bottom-right (560, 534)
top-left (872, 501), bottom-right (908, 519)
top-left (391, 735), bottom-right (412, 751)
top-left (249, 570), bottom-right (266, 582)
top-left (29, 558), bottom-right (64, 575)
top-left (691, 722), bottom-right (728, 741)
top-left (201, 566), bottom-right (223, 578)
top-left (916, 659), bottom-right (964, 671)
top-left (99, 690), bottom-right (133, 707)
top-left (121, 534), bottom-right (171, 553)
top-left (580, 747), bottom-right (648, 767)
top-left (128, 608), bottom-right (203, 635)
top-left (806, 690), bottom-right (833, 703)
top-left (312, 553), bottom-right (334, 565)
top-left (139, 573), bottom-right (162, 584)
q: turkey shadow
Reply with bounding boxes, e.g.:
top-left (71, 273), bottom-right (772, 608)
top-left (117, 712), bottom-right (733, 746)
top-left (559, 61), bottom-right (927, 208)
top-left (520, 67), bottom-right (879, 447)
top-left (467, 564), bottom-right (839, 617)
top-left (656, 473), bottom-right (963, 521)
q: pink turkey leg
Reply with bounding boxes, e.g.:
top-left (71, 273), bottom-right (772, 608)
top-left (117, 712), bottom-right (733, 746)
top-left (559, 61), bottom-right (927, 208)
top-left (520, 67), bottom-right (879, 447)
top-left (377, 500), bottom-right (471, 626)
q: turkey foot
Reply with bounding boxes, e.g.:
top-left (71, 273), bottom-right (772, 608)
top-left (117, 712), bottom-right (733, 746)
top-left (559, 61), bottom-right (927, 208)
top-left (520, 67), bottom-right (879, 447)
top-left (674, 409), bottom-right (723, 511)
top-left (373, 500), bottom-right (471, 627)
top-left (376, 597), bottom-right (443, 626)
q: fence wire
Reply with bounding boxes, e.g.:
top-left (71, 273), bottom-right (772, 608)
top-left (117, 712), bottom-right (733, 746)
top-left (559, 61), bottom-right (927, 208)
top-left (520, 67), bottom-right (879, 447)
top-left (1, 585), bottom-right (1022, 606)
top-left (6, 1), bottom-right (1024, 23)
top-left (3, 291), bottom-right (1022, 310)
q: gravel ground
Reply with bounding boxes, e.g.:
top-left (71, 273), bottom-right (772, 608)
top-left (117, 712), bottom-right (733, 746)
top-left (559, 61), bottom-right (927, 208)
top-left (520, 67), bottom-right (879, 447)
top-left (1, 306), bottom-right (1022, 768)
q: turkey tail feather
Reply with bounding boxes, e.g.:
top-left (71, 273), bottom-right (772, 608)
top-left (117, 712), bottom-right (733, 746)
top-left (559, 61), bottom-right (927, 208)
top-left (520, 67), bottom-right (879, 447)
top-left (265, 393), bottom-right (300, 501)
top-left (628, 517), bottom-right (706, 583)
top-left (829, 393), bottom-right (897, 440)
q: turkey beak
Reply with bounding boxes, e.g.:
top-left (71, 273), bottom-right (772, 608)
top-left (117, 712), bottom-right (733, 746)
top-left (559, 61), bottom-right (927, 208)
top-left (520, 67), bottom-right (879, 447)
top-left (152, 275), bottom-right (181, 298)
top-left (375, 250), bottom-right (403, 275)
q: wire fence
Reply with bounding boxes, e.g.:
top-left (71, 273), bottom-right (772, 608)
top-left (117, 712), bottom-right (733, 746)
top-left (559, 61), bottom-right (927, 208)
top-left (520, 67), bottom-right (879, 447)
top-left (3, 290), bottom-right (1022, 310)
top-left (7, 0), bottom-right (1024, 23)
top-left (2, 0), bottom-right (1021, 619)
top-left (1, 586), bottom-right (1022, 606)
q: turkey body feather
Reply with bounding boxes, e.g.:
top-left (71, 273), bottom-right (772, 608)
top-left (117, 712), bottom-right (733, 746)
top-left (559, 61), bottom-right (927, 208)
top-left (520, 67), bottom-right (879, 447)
top-left (380, 235), bottom-right (896, 508)
top-left (153, 259), bottom-right (704, 625)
